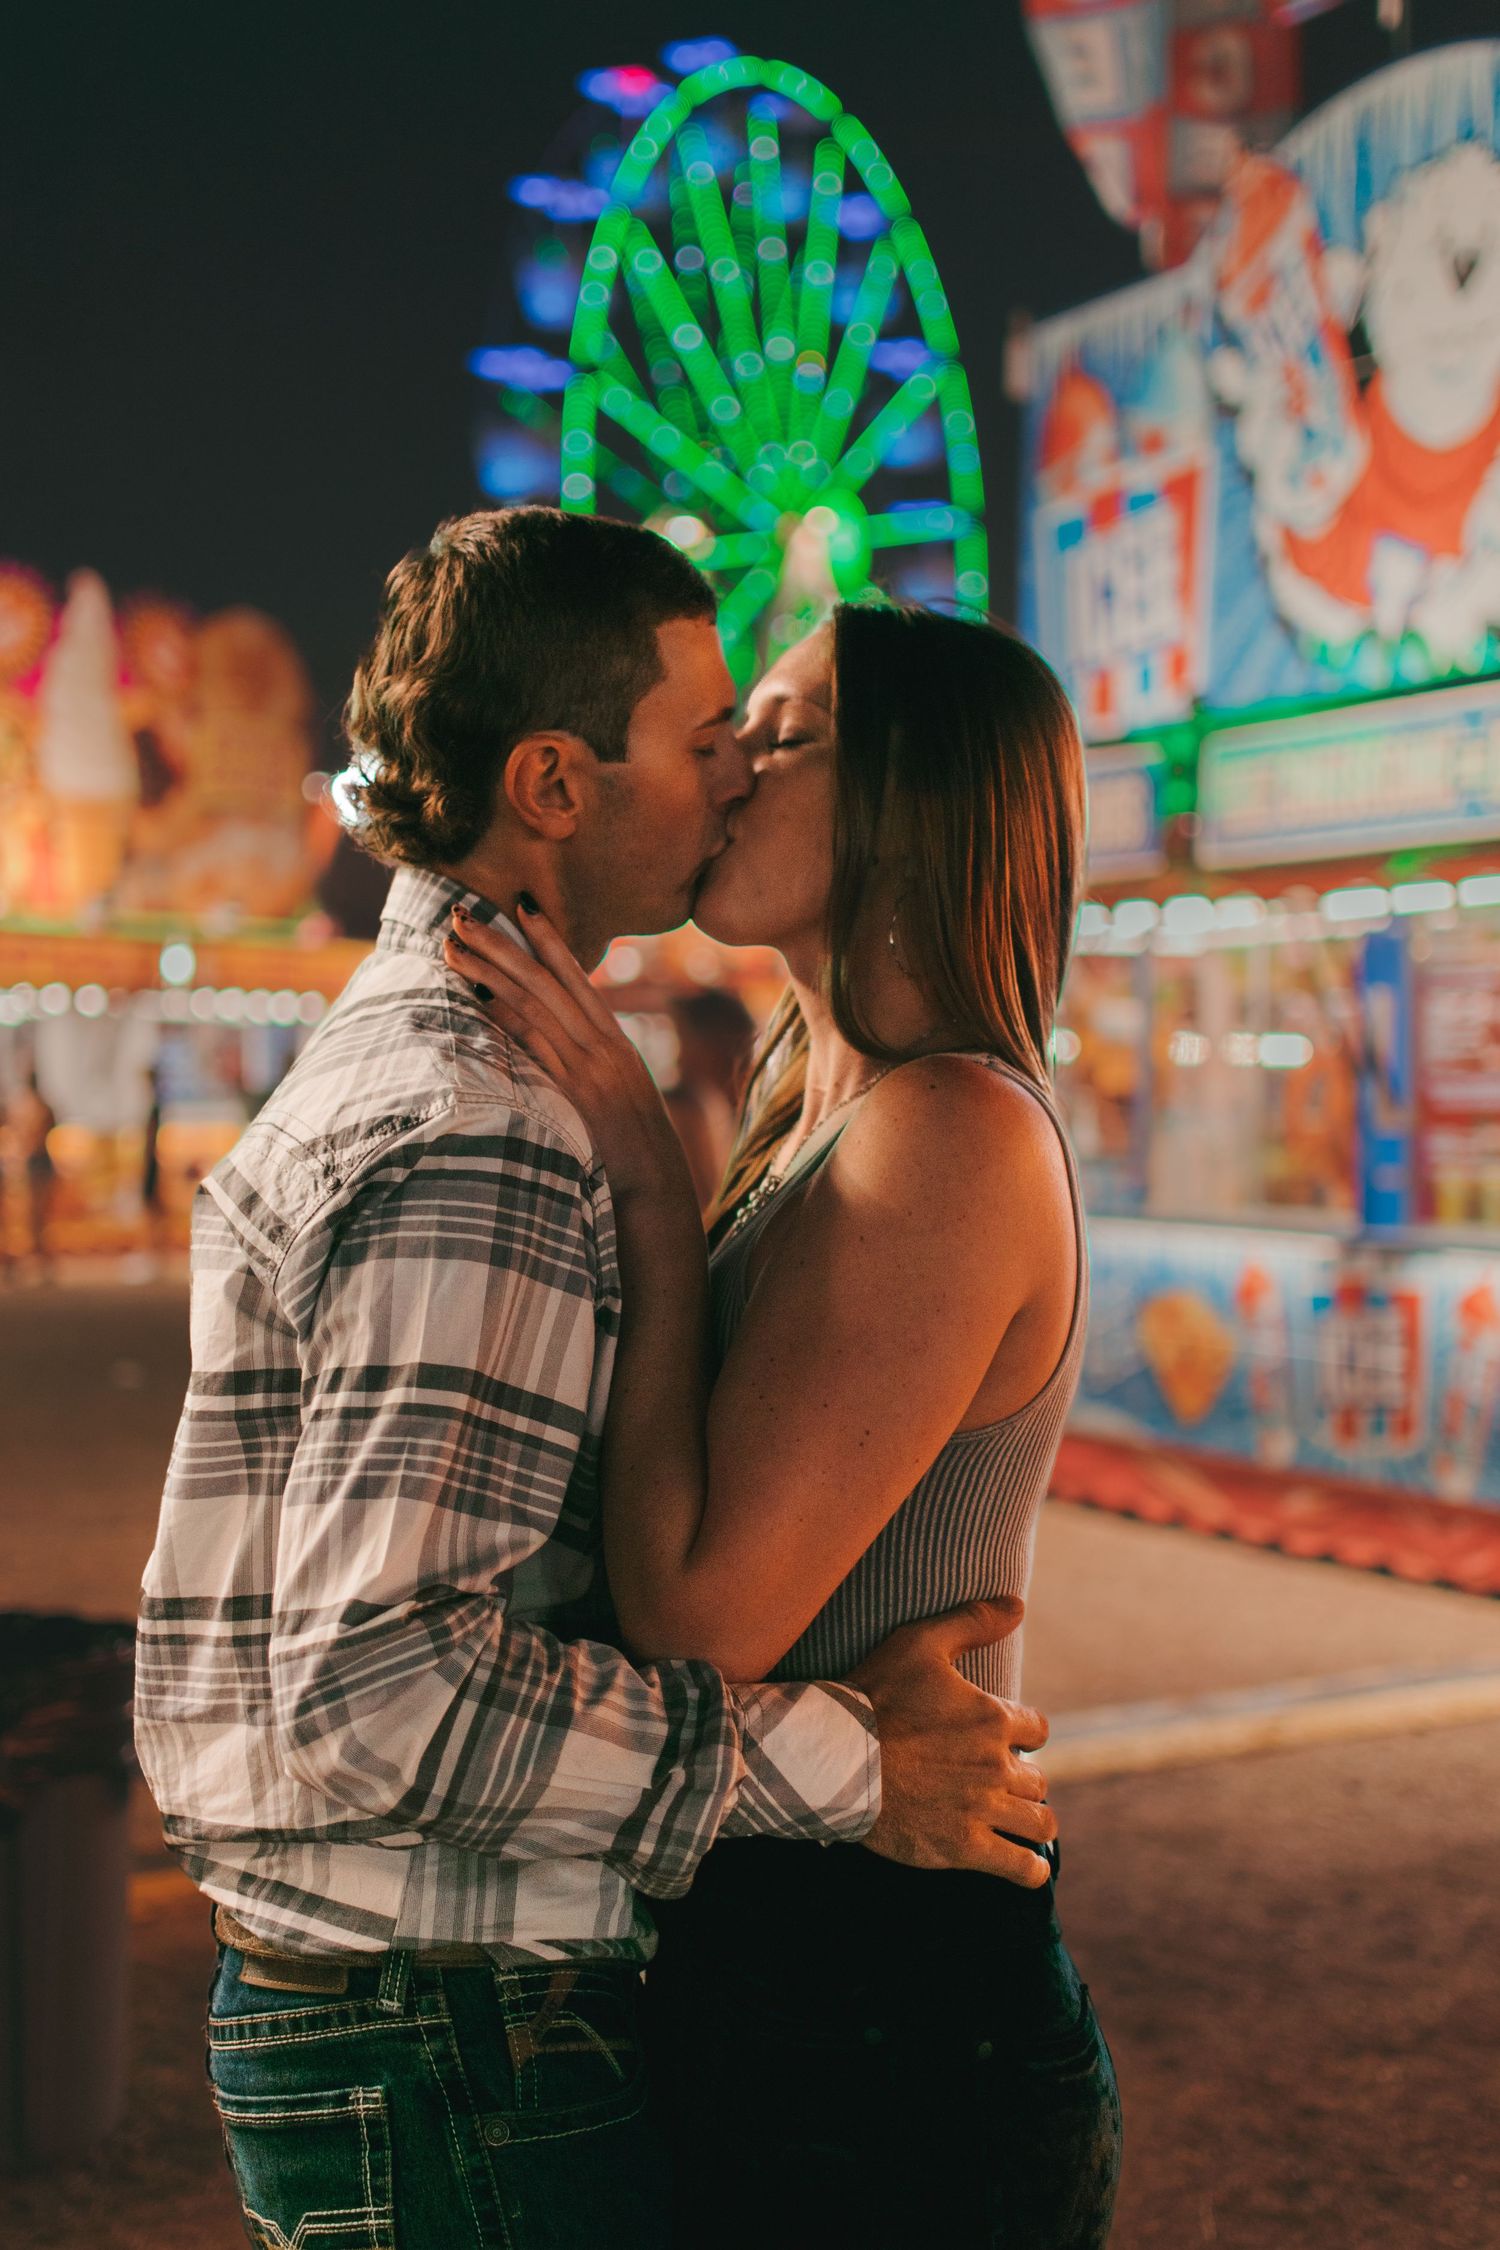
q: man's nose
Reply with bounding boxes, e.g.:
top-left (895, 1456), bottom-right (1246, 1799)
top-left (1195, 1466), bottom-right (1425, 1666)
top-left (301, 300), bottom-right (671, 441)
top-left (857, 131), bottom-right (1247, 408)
top-left (715, 731), bottom-right (756, 809)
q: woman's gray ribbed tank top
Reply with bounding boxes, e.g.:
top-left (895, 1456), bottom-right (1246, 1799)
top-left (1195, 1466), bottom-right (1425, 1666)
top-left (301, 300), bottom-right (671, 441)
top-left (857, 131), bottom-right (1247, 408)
top-left (709, 1055), bottom-right (1089, 1704)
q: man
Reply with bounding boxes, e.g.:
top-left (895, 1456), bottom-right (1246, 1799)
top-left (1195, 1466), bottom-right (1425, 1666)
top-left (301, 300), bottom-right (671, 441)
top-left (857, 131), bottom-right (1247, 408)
top-left (136, 508), bottom-right (1053, 2247)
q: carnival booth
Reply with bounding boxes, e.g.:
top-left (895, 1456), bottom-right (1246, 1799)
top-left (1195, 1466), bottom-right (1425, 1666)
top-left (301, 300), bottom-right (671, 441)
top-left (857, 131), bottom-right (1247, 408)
top-left (0, 565), bottom-right (362, 1258)
top-left (1018, 44), bottom-right (1500, 1589)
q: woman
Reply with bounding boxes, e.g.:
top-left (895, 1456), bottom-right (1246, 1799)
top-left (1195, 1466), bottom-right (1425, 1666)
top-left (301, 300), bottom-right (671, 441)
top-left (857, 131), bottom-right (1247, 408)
top-left (445, 602), bottom-right (1121, 2248)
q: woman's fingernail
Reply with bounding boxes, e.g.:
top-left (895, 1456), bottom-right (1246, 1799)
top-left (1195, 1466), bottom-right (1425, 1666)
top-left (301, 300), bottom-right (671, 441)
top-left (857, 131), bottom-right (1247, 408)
top-left (470, 981), bottom-right (493, 1003)
top-left (517, 892), bottom-right (540, 917)
top-left (453, 904), bottom-right (470, 920)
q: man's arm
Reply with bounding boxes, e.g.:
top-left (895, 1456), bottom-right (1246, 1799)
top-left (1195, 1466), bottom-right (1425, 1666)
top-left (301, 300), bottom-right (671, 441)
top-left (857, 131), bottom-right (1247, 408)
top-left (264, 1101), bottom-right (877, 1897)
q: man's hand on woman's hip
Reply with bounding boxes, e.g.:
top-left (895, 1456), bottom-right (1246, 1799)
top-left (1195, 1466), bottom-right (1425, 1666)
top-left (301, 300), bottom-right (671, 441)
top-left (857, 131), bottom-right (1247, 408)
top-left (846, 1599), bottom-right (1055, 1888)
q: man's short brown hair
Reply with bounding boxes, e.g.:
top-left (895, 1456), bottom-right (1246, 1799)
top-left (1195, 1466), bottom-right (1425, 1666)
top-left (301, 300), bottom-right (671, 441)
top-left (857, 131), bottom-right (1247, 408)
top-left (343, 507), bottom-right (717, 866)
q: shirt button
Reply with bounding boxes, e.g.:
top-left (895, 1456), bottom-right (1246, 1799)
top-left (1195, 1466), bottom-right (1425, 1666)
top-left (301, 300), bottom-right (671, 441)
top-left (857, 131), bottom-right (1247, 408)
top-left (484, 2119), bottom-right (512, 2147)
top-left (975, 2040), bottom-right (995, 2063)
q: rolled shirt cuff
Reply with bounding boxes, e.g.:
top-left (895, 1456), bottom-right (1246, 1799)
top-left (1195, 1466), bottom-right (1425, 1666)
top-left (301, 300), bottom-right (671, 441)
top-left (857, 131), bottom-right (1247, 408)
top-left (718, 1679), bottom-right (881, 1846)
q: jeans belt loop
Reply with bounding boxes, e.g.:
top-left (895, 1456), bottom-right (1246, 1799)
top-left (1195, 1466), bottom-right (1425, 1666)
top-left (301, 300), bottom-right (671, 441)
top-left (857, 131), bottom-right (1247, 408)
top-left (377, 1947), bottom-right (413, 2015)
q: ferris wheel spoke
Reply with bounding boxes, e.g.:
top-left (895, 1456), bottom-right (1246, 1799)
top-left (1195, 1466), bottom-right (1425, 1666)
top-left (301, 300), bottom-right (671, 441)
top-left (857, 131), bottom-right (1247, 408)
top-left (715, 558), bottom-right (781, 664)
top-left (672, 126), bottom-right (781, 453)
top-left (595, 377), bottom-right (776, 535)
top-left (833, 363), bottom-right (942, 494)
top-left (697, 530), bottom-right (773, 570)
top-left (748, 112), bottom-right (796, 432)
top-left (789, 138), bottom-right (844, 444)
top-left (865, 505), bottom-right (977, 549)
top-left (559, 373), bottom-right (601, 510)
top-left (666, 168), bottom-right (715, 329)
top-left (622, 219), bottom-right (762, 476)
top-left (618, 275), bottom-right (709, 450)
top-left (808, 235), bottom-right (900, 467)
top-left (596, 443), bottom-right (667, 517)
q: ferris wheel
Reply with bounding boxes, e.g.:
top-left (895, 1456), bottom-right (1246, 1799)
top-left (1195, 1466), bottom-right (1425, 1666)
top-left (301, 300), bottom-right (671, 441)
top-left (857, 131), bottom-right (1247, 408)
top-left (474, 41), bottom-right (988, 685)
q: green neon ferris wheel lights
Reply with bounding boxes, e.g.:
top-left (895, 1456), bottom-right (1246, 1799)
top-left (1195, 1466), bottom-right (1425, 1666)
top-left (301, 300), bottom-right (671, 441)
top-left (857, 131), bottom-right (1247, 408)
top-left (547, 53), bottom-right (990, 683)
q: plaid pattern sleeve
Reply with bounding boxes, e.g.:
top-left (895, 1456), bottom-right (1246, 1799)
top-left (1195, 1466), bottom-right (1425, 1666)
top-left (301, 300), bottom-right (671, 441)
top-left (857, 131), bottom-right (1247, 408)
top-left (135, 873), bottom-right (877, 1959)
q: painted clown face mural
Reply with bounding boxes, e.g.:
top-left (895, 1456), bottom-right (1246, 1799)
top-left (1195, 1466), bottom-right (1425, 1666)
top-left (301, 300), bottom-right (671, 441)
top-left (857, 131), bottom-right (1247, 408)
top-left (1020, 44), bottom-right (1500, 732)
top-left (1217, 139), bottom-right (1500, 672)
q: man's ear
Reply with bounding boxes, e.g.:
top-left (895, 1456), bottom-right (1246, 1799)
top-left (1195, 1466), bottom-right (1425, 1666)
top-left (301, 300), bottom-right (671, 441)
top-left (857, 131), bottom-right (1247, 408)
top-left (503, 731), bottom-right (593, 839)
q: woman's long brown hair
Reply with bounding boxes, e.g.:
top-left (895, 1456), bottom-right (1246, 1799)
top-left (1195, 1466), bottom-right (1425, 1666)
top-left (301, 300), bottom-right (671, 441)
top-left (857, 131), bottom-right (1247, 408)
top-left (706, 603), bottom-right (1087, 1236)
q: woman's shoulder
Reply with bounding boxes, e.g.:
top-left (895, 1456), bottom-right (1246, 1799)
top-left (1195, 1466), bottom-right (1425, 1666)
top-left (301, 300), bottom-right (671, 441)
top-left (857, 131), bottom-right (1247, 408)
top-left (858, 1052), bottom-right (1063, 1173)
top-left (818, 1054), bottom-right (1071, 1269)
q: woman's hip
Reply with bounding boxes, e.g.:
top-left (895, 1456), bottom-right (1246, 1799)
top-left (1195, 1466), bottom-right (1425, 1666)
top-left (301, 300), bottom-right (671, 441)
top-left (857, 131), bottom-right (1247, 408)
top-left (642, 1840), bottom-right (1121, 2246)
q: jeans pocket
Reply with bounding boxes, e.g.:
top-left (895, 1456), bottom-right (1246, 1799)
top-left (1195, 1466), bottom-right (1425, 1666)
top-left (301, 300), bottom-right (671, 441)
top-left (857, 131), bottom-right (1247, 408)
top-left (526, 1975), bottom-right (656, 2137)
top-left (211, 2083), bottom-right (395, 2250)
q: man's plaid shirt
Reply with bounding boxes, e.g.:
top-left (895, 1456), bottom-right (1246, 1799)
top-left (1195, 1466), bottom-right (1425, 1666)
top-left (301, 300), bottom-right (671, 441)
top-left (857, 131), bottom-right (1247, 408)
top-left (135, 867), bottom-right (878, 1959)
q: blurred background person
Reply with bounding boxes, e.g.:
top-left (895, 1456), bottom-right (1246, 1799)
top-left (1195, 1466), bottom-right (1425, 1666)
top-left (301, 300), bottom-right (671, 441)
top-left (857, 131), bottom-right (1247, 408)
top-left (4, 1067), bottom-right (58, 1282)
top-left (663, 987), bottom-right (757, 1211)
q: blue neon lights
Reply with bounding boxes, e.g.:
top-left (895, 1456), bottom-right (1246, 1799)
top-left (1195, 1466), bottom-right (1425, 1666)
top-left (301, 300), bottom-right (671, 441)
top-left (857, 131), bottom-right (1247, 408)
top-left (506, 174), bottom-right (610, 222)
top-left (661, 37), bottom-right (739, 74)
top-left (468, 346), bottom-right (574, 391)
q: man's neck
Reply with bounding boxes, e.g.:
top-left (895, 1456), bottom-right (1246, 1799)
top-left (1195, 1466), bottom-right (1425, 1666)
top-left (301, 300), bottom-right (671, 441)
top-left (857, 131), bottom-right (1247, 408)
top-left (437, 847), bottom-right (602, 967)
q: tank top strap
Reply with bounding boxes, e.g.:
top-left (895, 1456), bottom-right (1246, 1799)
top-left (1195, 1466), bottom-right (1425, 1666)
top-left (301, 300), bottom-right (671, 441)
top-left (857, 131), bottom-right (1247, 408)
top-left (947, 1053), bottom-right (1090, 1381)
top-left (712, 1051), bottom-right (1087, 1347)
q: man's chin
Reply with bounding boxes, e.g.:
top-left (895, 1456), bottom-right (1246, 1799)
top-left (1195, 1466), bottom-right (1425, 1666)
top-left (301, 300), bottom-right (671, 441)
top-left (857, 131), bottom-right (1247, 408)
top-left (624, 862), bottom-right (746, 945)
top-left (688, 887), bottom-right (750, 949)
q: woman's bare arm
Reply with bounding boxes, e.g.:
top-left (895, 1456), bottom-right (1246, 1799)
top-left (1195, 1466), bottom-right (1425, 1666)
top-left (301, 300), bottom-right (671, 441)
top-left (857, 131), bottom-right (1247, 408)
top-left (444, 908), bottom-right (1068, 1681)
top-left (611, 1058), bottom-right (1065, 1677)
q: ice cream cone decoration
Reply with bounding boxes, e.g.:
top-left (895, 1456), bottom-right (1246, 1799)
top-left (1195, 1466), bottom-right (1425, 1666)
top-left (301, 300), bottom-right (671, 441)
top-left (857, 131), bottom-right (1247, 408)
top-left (34, 570), bottom-right (138, 916)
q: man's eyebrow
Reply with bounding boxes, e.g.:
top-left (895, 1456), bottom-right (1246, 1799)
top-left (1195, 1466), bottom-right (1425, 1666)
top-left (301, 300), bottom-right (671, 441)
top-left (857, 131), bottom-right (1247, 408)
top-left (695, 703), bottom-right (738, 729)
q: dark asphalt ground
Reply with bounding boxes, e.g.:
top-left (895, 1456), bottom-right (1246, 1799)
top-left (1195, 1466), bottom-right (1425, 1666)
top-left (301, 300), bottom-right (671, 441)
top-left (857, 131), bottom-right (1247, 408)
top-left (4, 1277), bottom-right (1499, 2248)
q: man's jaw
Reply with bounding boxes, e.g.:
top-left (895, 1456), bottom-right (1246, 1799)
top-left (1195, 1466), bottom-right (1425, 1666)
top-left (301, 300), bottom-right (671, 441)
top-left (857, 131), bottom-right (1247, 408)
top-left (688, 828), bottom-right (735, 905)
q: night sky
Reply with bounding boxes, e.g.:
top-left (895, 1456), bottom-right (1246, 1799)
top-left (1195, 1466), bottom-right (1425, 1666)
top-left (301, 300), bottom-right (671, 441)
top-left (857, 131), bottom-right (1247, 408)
top-left (6, 0), bottom-right (1494, 750)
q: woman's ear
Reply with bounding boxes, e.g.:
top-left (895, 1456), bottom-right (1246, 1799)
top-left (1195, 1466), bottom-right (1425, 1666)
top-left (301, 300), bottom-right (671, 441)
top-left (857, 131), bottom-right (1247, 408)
top-left (503, 731), bottom-right (591, 839)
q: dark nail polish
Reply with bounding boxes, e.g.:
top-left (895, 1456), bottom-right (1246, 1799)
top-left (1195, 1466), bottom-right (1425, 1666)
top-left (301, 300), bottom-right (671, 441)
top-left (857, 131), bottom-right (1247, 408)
top-left (471, 981), bottom-right (493, 1003)
top-left (453, 904), bottom-right (470, 920)
top-left (517, 892), bottom-right (540, 916)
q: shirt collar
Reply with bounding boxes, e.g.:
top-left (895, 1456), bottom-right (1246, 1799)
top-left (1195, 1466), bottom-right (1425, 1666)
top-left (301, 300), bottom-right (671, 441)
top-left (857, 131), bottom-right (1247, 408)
top-left (377, 865), bottom-right (533, 961)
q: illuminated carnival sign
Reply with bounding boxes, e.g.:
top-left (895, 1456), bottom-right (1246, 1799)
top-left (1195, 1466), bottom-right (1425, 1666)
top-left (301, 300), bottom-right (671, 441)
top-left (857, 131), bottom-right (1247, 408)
top-left (1085, 741), bottom-right (1167, 876)
top-left (1197, 679), bottom-right (1500, 868)
top-left (1028, 319), bottom-right (1216, 743)
top-left (1311, 1270), bottom-right (1425, 1458)
top-left (1021, 0), bottom-right (1169, 241)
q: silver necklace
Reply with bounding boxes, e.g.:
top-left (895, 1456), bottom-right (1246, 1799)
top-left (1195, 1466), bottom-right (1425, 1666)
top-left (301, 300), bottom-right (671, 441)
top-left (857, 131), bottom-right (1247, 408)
top-left (728, 1066), bottom-right (898, 1237)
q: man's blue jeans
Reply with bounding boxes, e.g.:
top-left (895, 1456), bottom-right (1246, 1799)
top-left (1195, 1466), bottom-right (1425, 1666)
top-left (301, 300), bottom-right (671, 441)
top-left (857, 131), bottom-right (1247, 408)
top-left (207, 1936), bottom-right (668, 2249)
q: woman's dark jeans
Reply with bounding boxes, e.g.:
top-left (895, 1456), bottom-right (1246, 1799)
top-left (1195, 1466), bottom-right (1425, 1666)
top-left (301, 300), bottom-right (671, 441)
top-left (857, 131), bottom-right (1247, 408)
top-left (643, 1838), bottom-right (1122, 2249)
top-left (207, 1938), bottom-right (668, 2249)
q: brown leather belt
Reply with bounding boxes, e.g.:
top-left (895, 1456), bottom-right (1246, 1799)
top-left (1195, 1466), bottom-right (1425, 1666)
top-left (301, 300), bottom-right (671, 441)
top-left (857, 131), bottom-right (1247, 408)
top-left (214, 1904), bottom-right (495, 1994)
